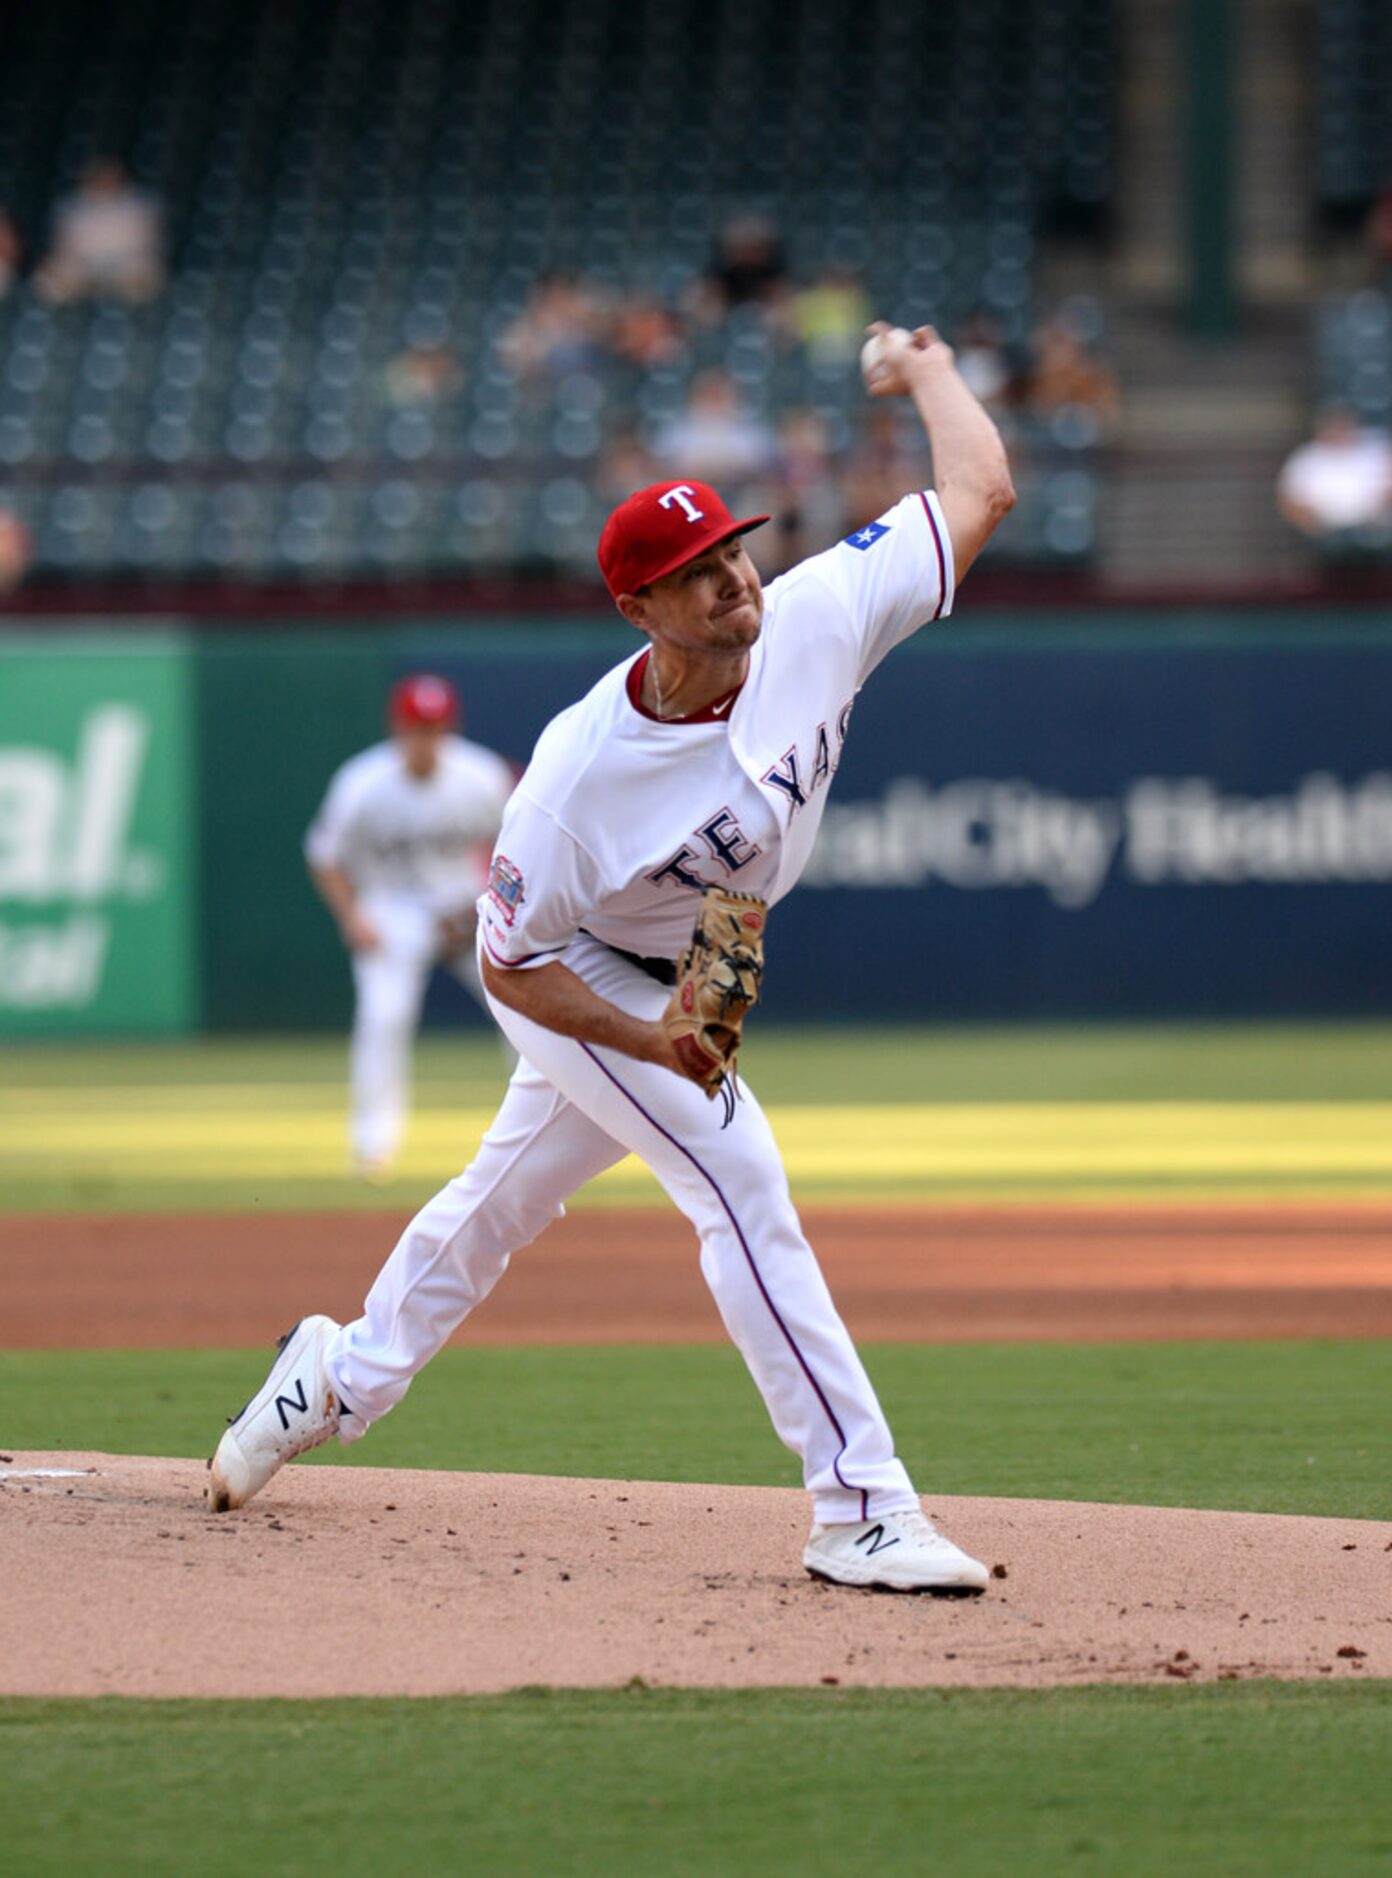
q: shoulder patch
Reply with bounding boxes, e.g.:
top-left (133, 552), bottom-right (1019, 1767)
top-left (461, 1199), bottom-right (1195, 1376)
top-left (843, 520), bottom-right (890, 551)
top-left (487, 854), bottom-right (525, 925)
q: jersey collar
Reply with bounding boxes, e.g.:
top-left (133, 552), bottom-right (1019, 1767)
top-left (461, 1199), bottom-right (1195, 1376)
top-left (626, 649), bottom-right (745, 725)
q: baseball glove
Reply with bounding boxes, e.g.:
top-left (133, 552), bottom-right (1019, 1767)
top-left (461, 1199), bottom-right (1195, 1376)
top-left (663, 887), bottom-right (767, 1096)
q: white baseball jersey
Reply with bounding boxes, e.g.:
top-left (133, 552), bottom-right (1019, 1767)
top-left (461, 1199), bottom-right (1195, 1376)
top-left (306, 735), bottom-right (514, 913)
top-left (480, 490), bottom-right (954, 969)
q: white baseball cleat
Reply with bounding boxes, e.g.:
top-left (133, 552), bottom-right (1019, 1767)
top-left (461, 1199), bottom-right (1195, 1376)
top-left (206, 1315), bottom-right (358, 1511)
top-left (803, 1508), bottom-right (989, 1593)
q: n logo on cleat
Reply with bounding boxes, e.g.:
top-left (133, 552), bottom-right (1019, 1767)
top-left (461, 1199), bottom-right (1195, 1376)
top-left (274, 1378), bottom-right (309, 1431)
top-left (854, 1524), bottom-right (901, 1556)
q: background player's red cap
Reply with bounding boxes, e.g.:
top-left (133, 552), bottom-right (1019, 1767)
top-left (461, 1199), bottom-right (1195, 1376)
top-left (597, 479), bottom-right (770, 599)
top-left (389, 672), bottom-right (459, 729)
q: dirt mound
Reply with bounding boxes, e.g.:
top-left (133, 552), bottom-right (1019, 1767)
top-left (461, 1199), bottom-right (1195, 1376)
top-left (1, 1454), bottom-right (1386, 1697)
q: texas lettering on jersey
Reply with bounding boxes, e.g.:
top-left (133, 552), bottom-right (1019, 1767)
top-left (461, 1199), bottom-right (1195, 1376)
top-left (648, 698), bottom-right (855, 893)
top-left (761, 699), bottom-right (856, 814)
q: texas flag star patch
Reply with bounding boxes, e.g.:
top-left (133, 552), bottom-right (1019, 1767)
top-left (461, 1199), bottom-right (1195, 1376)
top-left (844, 520), bottom-right (890, 551)
top-left (487, 855), bottom-right (525, 925)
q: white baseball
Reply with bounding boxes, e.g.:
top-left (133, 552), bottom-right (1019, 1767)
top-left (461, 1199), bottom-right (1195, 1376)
top-left (860, 328), bottom-right (910, 383)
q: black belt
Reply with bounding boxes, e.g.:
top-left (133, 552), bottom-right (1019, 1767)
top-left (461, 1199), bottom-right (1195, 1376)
top-left (582, 932), bottom-right (676, 987)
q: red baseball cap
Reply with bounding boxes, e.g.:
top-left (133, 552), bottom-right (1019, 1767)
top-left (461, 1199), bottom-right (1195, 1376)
top-left (597, 479), bottom-right (770, 599)
top-left (389, 673), bottom-right (459, 729)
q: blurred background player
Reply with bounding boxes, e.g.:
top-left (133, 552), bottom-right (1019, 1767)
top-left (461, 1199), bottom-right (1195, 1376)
top-left (305, 673), bottom-right (514, 1181)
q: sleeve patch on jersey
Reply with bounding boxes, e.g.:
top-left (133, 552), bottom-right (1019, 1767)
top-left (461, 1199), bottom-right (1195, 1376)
top-left (487, 854), bottom-right (525, 925)
top-left (843, 520), bottom-right (890, 551)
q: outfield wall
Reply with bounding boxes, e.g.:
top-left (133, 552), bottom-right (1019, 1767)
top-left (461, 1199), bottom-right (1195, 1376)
top-left (3, 612), bottom-right (1391, 1032)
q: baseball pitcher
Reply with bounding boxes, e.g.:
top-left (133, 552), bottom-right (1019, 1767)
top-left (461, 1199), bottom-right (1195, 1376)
top-left (211, 324), bottom-right (1016, 1592)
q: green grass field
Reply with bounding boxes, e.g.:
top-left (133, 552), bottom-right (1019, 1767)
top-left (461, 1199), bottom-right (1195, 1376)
top-left (12, 1022), bottom-right (1392, 1100)
top-left (4, 1023), bottom-right (1390, 1873)
top-left (5, 1685), bottom-right (1390, 1877)
top-left (7, 1022), bottom-right (1392, 1210)
top-left (3, 1340), bottom-right (1387, 1520)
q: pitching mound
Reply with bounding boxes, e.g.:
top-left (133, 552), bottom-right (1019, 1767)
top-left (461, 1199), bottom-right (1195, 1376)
top-left (1, 1454), bottom-right (1386, 1697)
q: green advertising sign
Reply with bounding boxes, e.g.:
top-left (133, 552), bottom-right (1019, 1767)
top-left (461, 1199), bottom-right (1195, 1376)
top-left (0, 636), bottom-right (197, 1034)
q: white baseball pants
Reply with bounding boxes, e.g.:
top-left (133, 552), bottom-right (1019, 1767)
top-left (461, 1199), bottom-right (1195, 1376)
top-left (327, 934), bottom-right (920, 1523)
top-left (349, 893), bottom-right (492, 1166)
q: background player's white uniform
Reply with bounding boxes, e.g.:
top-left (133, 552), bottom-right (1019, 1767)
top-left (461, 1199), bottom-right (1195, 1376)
top-left (305, 733), bottom-right (514, 1169)
top-left (324, 490), bottom-right (955, 1522)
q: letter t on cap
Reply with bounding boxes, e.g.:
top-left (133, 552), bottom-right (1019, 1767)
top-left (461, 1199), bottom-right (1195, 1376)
top-left (658, 484), bottom-right (705, 524)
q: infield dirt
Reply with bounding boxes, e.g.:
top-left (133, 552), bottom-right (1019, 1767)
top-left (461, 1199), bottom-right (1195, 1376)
top-left (6, 1201), bottom-right (1392, 1346)
top-left (2, 1453), bottom-right (1388, 1698)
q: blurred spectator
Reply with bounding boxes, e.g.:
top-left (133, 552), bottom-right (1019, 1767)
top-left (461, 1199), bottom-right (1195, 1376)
top-left (0, 211), bottom-right (23, 299)
top-left (688, 213), bottom-right (789, 324)
top-left (954, 308), bottom-right (1016, 409)
top-left (1277, 405), bottom-right (1392, 541)
top-left (33, 158), bottom-right (165, 305)
top-left (498, 272), bottom-right (609, 381)
top-left (597, 424), bottom-right (660, 505)
top-left (1019, 315), bottom-right (1121, 441)
top-left (793, 267), bottom-right (872, 364)
top-left (651, 368), bottom-right (776, 484)
top-left (0, 508), bottom-right (33, 593)
top-left (1364, 178), bottom-right (1392, 282)
top-left (611, 293), bottom-right (686, 370)
top-left (384, 343), bottom-right (464, 408)
top-left (765, 407), bottom-right (845, 570)
top-left (841, 405), bottom-right (924, 528)
top-left (775, 407), bottom-right (838, 500)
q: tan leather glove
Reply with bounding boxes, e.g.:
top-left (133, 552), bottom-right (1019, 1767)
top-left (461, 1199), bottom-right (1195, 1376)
top-left (662, 887), bottom-right (767, 1096)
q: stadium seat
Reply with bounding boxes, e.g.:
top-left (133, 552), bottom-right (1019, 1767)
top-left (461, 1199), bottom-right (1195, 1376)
top-left (0, 0), bottom-right (1114, 581)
